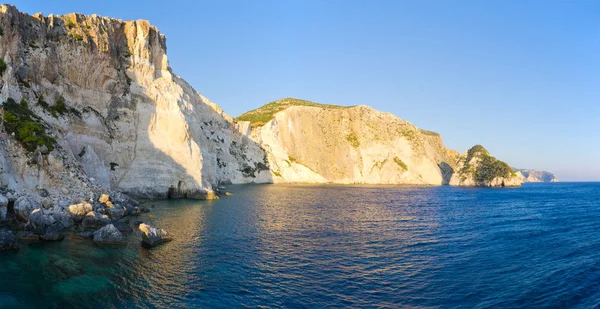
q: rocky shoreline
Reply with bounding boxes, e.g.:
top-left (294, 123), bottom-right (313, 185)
top-left (0, 190), bottom-right (177, 250)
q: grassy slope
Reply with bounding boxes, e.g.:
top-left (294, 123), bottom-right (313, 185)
top-left (235, 98), bottom-right (353, 127)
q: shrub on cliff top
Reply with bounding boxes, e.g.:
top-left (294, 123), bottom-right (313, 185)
top-left (2, 98), bottom-right (56, 152)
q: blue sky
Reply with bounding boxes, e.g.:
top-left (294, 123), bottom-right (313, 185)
top-left (13, 1), bottom-right (600, 181)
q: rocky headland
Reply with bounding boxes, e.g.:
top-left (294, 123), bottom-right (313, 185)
top-left (513, 169), bottom-right (559, 183)
top-left (0, 5), bottom-right (538, 248)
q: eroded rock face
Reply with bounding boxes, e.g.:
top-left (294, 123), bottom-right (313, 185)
top-left (139, 223), bottom-right (172, 247)
top-left (93, 224), bottom-right (125, 244)
top-left (0, 5), bottom-right (271, 201)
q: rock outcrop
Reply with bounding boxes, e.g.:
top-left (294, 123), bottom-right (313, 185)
top-left (449, 145), bottom-right (522, 187)
top-left (513, 169), bottom-right (559, 183)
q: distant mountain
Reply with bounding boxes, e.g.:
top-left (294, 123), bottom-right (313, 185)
top-left (513, 169), bottom-right (559, 183)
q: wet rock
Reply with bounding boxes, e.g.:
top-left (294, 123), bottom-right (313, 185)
top-left (139, 223), bottom-right (172, 247)
top-left (15, 231), bottom-right (39, 241)
top-left (93, 224), bottom-right (126, 244)
top-left (0, 230), bottom-right (19, 250)
top-left (113, 221), bottom-right (132, 232)
top-left (139, 206), bottom-right (151, 213)
top-left (76, 231), bottom-right (94, 239)
top-left (68, 201), bottom-right (93, 222)
top-left (0, 194), bottom-right (8, 222)
top-left (14, 196), bottom-right (40, 221)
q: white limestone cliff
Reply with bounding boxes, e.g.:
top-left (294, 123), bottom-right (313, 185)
top-left (0, 5), bottom-right (271, 200)
top-left (239, 100), bottom-right (459, 185)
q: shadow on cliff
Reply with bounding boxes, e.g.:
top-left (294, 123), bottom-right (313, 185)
top-left (111, 88), bottom-right (273, 200)
top-left (438, 162), bottom-right (454, 185)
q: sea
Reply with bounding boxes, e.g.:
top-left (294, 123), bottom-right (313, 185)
top-left (0, 182), bottom-right (599, 308)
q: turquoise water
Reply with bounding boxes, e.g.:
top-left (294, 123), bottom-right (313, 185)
top-left (0, 183), bottom-right (599, 308)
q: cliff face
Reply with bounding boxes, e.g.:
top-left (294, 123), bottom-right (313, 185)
top-left (514, 169), bottom-right (559, 183)
top-left (0, 5), bottom-right (523, 202)
top-left (237, 99), bottom-right (459, 185)
top-left (0, 5), bottom-right (270, 200)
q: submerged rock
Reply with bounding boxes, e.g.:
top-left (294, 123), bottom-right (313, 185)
top-left (93, 224), bottom-right (126, 244)
top-left (139, 223), bottom-right (172, 247)
top-left (0, 230), bottom-right (19, 250)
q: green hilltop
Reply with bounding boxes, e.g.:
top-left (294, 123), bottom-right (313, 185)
top-left (235, 98), bottom-right (353, 127)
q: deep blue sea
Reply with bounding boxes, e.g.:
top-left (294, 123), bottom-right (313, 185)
top-left (1, 183), bottom-right (599, 308)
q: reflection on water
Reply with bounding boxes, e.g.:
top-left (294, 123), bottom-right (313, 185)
top-left (0, 183), bottom-right (599, 308)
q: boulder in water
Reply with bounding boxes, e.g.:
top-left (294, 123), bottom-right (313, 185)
top-left (139, 223), bottom-right (172, 247)
top-left (93, 224), bottom-right (126, 244)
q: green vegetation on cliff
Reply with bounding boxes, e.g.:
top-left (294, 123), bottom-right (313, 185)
top-left (460, 145), bottom-right (514, 182)
top-left (235, 98), bottom-right (353, 127)
top-left (2, 98), bottom-right (56, 152)
top-left (393, 157), bottom-right (408, 172)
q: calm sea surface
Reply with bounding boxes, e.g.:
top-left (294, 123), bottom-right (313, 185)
top-left (0, 183), bottom-right (599, 308)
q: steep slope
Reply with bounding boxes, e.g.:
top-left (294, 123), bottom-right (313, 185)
top-left (0, 5), bottom-right (270, 200)
top-left (449, 145), bottom-right (522, 187)
top-left (236, 99), bottom-right (459, 185)
top-left (514, 169), bottom-right (559, 183)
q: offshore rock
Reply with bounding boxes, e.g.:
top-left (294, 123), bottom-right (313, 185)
top-left (139, 223), bottom-right (172, 247)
